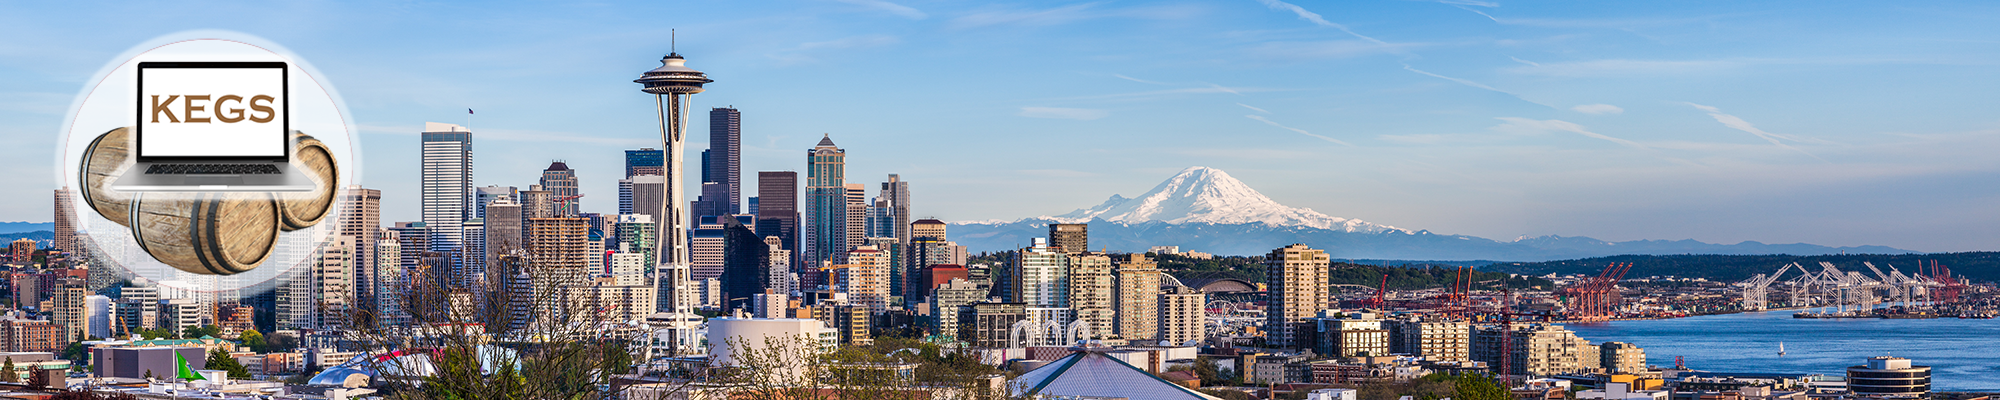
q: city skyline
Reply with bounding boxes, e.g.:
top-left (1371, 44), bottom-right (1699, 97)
top-left (5, 1), bottom-right (2000, 252)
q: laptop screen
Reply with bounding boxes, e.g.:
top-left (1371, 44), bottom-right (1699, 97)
top-left (137, 62), bottom-right (288, 159)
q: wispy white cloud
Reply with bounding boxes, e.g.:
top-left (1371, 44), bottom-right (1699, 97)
top-left (1433, 0), bottom-right (1499, 6)
top-left (1509, 56), bottom-right (1540, 66)
top-left (1248, 115), bottom-right (1352, 146)
top-left (1685, 102), bottom-right (1832, 161)
top-left (1571, 104), bottom-right (1624, 115)
top-left (1491, 117), bottom-right (1647, 150)
top-left (1113, 74), bottom-right (1171, 85)
top-left (829, 0), bottom-right (927, 19)
top-left (1056, 86), bottom-right (1287, 101)
top-left (1019, 107), bottom-right (1109, 120)
top-left (1503, 59), bottom-right (1738, 77)
top-left (1244, 40), bottom-right (1423, 61)
top-left (766, 34), bottom-right (901, 65)
top-left (1238, 103), bottom-right (1271, 114)
top-left (1402, 64), bottom-right (1556, 109)
top-left (1254, 0), bottom-right (1392, 46)
top-left (951, 3), bottom-right (1197, 29)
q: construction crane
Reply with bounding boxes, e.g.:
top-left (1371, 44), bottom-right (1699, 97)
top-left (1740, 263), bottom-right (1802, 311)
top-left (553, 194), bottom-right (584, 216)
top-left (1565, 262), bottom-right (1632, 321)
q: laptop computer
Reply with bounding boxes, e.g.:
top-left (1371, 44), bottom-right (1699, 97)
top-left (112, 61), bottom-right (315, 192)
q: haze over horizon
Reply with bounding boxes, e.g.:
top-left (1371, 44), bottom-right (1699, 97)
top-left (4, 1), bottom-right (1999, 252)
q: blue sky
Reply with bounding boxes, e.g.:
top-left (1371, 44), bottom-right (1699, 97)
top-left (4, 1), bottom-right (1999, 252)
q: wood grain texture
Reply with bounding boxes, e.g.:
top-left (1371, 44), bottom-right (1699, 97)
top-left (278, 132), bottom-right (338, 231)
top-left (130, 192), bottom-right (279, 275)
top-left (79, 127), bottom-right (135, 225)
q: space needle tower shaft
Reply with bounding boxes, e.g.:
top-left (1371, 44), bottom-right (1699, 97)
top-left (635, 40), bottom-right (712, 357)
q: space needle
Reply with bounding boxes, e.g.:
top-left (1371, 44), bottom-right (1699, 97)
top-left (635, 40), bottom-right (711, 359)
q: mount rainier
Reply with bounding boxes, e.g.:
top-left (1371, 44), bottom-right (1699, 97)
top-left (949, 166), bottom-right (1909, 261)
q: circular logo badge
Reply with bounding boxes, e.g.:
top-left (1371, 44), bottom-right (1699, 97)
top-left (57, 31), bottom-right (361, 293)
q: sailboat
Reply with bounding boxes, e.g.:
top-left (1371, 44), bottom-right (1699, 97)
top-left (1778, 342), bottom-right (1787, 356)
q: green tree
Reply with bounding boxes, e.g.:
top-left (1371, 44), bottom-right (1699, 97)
top-left (61, 342), bottom-right (87, 362)
top-left (1451, 374), bottom-right (1512, 400)
top-left (238, 329), bottom-right (266, 353)
top-left (204, 348), bottom-right (251, 379)
top-left (182, 325), bottom-right (222, 339)
top-left (0, 357), bottom-right (15, 383)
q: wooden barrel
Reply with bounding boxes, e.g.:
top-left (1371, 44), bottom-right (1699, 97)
top-left (278, 132), bottom-right (338, 231)
top-left (78, 127), bottom-right (136, 226)
top-left (130, 192), bottom-right (279, 275)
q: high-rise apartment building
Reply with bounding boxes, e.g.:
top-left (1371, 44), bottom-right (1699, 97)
top-left (837, 245), bottom-right (892, 312)
top-left (1067, 253), bottom-right (1114, 340)
top-left (52, 188), bottom-right (76, 254)
top-left (863, 237), bottom-right (903, 301)
top-left (614, 214), bottom-right (656, 270)
top-left (1049, 224), bottom-right (1088, 254)
top-left (540, 162), bottom-right (580, 217)
top-left (420, 122), bottom-right (474, 268)
top-left (1266, 244), bottom-right (1330, 348)
top-left (375, 230), bottom-right (409, 327)
top-left (1113, 254), bottom-right (1162, 341)
top-left (1009, 238), bottom-right (1069, 307)
top-left (709, 108), bottom-right (741, 215)
top-left (484, 199), bottom-right (523, 275)
top-left (518, 187), bottom-right (554, 220)
top-left (625, 148), bottom-right (664, 178)
top-left (336, 187), bottom-right (381, 315)
top-left (1600, 342), bottom-right (1646, 374)
top-left (53, 278), bottom-right (89, 341)
top-left (880, 175), bottom-right (910, 244)
top-left (1471, 323), bottom-right (1592, 377)
top-left (764, 236), bottom-right (794, 296)
top-left (1159, 285), bottom-right (1206, 346)
top-left (1387, 317), bottom-right (1470, 362)
top-left (803, 136), bottom-right (847, 287)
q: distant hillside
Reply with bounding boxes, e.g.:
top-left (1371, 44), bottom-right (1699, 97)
top-left (1480, 252), bottom-right (2000, 283)
top-left (0, 222), bottom-right (52, 234)
top-left (0, 231), bottom-right (53, 244)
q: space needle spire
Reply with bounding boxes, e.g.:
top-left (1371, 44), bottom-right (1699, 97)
top-left (635, 39), bottom-right (712, 358)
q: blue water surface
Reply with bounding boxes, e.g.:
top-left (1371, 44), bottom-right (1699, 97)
top-left (1564, 309), bottom-right (2000, 391)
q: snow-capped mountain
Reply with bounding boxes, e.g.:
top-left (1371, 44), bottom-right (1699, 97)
top-left (947, 166), bottom-right (1912, 260)
top-left (1046, 166), bottom-right (1406, 233)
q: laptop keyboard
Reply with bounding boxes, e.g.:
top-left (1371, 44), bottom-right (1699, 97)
top-left (145, 164), bottom-right (281, 175)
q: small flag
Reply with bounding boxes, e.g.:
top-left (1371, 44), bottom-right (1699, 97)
top-left (468, 108), bottom-right (475, 115)
top-left (174, 351), bottom-right (206, 381)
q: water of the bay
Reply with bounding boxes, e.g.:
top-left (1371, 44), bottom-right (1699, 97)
top-left (1565, 309), bottom-right (2000, 391)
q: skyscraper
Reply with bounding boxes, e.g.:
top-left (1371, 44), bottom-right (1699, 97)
top-left (1266, 243), bottom-right (1330, 348)
top-left (844, 183), bottom-right (867, 261)
top-left (51, 188), bottom-right (76, 254)
top-left (804, 135), bottom-right (847, 288)
top-left (1010, 238), bottom-right (1068, 307)
top-left (1049, 223), bottom-right (1088, 254)
top-left (421, 122), bottom-right (474, 267)
top-left (540, 162), bottom-right (580, 217)
top-left (475, 185), bottom-right (517, 220)
top-left (626, 148), bottom-right (664, 177)
top-left (839, 245), bottom-right (892, 312)
top-left (627, 175), bottom-right (667, 225)
top-left (881, 174), bottom-right (910, 244)
top-left (337, 187), bottom-right (381, 317)
top-left (710, 107), bottom-right (742, 215)
top-left (755, 171), bottom-right (799, 267)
